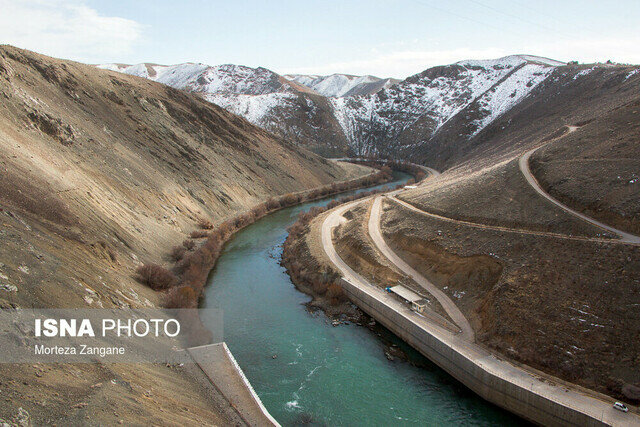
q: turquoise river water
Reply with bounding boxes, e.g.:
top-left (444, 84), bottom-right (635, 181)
top-left (202, 172), bottom-right (522, 426)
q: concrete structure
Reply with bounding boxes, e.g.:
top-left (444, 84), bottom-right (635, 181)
top-left (322, 199), bottom-right (639, 426)
top-left (388, 285), bottom-right (422, 303)
top-left (387, 285), bottom-right (428, 314)
top-left (339, 275), bottom-right (640, 426)
top-left (187, 342), bottom-right (280, 426)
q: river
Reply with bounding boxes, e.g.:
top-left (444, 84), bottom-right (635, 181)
top-left (202, 171), bottom-right (520, 426)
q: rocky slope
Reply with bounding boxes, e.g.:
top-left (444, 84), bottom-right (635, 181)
top-left (284, 73), bottom-right (399, 97)
top-left (99, 62), bottom-right (350, 155)
top-left (0, 45), bottom-right (368, 425)
top-left (331, 55), bottom-right (563, 157)
top-left (100, 55), bottom-right (572, 158)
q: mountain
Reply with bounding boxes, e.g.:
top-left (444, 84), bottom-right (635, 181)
top-left (99, 55), bottom-right (571, 158)
top-left (98, 62), bottom-right (350, 155)
top-left (0, 45), bottom-right (367, 424)
top-left (100, 55), bottom-right (639, 168)
top-left (331, 55), bottom-right (563, 157)
top-left (284, 73), bottom-right (400, 97)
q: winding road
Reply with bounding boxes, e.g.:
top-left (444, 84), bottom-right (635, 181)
top-left (386, 128), bottom-right (640, 247)
top-left (519, 143), bottom-right (640, 245)
top-left (318, 156), bottom-right (640, 423)
top-left (368, 196), bottom-right (475, 340)
top-left (320, 192), bottom-right (637, 425)
top-left (387, 195), bottom-right (639, 245)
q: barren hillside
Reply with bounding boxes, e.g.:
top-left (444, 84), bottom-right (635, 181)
top-left (0, 45), bottom-right (367, 425)
top-left (380, 69), bottom-right (640, 401)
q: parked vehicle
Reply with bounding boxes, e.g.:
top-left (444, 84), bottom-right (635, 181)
top-left (613, 402), bottom-right (629, 413)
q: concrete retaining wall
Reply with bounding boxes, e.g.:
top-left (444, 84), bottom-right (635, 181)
top-left (338, 278), bottom-right (618, 427)
top-left (187, 342), bottom-right (280, 426)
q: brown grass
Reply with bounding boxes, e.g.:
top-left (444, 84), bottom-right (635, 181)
top-left (190, 230), bottom-right (209, 239)
top-left (136, 264), bottom-right (179, 290)
top-left (138, 166), bottom-right (402, 309)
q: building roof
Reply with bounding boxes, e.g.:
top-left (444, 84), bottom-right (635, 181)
top-left (389, 285), bottom-right (422, 302)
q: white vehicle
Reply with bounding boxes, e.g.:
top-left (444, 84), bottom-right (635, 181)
top-left (613, 402), bottom-right (629, 413)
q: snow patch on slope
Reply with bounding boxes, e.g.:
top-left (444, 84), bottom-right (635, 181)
top-left (472, 64), bottom-right (553, 134)
top-left (285, 73), bottom-right (391, 97)
top-left (205, 92), bottom-right (296, 126)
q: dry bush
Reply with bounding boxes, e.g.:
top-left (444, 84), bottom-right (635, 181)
top-left (251, 203), bottom-right (267, 218)
top-left (326, 200), bottom-right (340, 210)
top-left (312, 280), bottom-right (328, 295)
top-left (198, 218), bottom-right (214, 229)
top-left (326, 283), bottom-right (346, 305)
top-left (182, 239), bottom-right (196, 250)
top-left (326, 282), bottom-right (344, 298)
top-left (163, 285), bottom-right (197, 308)
top-left (190, 230), bottom-right (209, 239)
top-left (136, 264), bottom-right (179, 290)
top-left (217, 220), bottom-right (234, 239)
top-left (281, 193), bottom-right (300, 206)
top-left (170, 245), bottom-right (187, 261)
top-left (380, 165), bottom-right (392, 178)
top-left (265, 198), bottom-right (280, 210)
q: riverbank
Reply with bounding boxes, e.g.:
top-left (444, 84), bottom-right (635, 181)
top-left (281, 161), bottom-right (428, 322)
top-left (133, 162), bottom-right (391, 310)
top-left (313, 193), bottom-right (639, 424)
top-left (284, 160), bottom-right (640, 424)
top-left (201, 170), bottom-right (519, 424)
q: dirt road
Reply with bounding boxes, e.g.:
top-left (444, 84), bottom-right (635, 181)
top-left (320, 195), bottom-right (638, 425)
top-left (368, 196), bottom-right (474, 340)
top-left (519, 146), bottom-right (640, 244)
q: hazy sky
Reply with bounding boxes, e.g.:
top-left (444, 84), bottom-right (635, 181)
top-left (1, 0), bottom-right (639, 78)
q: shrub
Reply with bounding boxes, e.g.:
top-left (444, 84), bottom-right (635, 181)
top-left (163, 285), bottom-right (197, 308)
top-left (380, 165), bottom-right (392, 178)
top-left (326, 282), bottom-right (345, 305)
top-left (312, 280), bottom-right (328, 295)
top-left (198, 218), bottom-right (214, 229)
top-left (136, 264), bottom-right (179, 290)
top-left (190, 230), bottom-right (209, 239)
top-left (326, 282), bottom-right (344, 298)
top-left (170, 245), bottom-right (187, 261)
top-left (265, 198), bottom-right (280, 210)
top-left (251, 203), bottom-right (267, 218)
top-left (281, 193), bottom-right (300, 206)
top-left (217, 220), bottom-right (234, 239)
top-left (182, 239), bottom-right (196, 250)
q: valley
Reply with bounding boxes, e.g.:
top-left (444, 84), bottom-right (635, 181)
top-left (0, 45), bottom-right (370, 425)
top-left (1, 40), bottom-right (639, 425)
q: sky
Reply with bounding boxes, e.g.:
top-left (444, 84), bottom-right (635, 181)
top-left (1, 0), bottom-right (639, 79)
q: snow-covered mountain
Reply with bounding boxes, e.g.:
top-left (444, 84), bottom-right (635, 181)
top-left (99, 55), bottom-right (568, 158)
top-left (331, 55), bottom-right (561, 155)
top-left (284, 73), bottom-right (399, 97)
top-left (98, 62), bottom-right (350, 155)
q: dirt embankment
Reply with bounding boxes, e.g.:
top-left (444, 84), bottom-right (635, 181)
top-left (530, 101), bottom-right (640, 236)
top-left (0, 45), bottom-right (371, 425)
top-left (399, 157), bottom-right (613, 238)
top-left (382, 200), bottom-right (640, 403)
